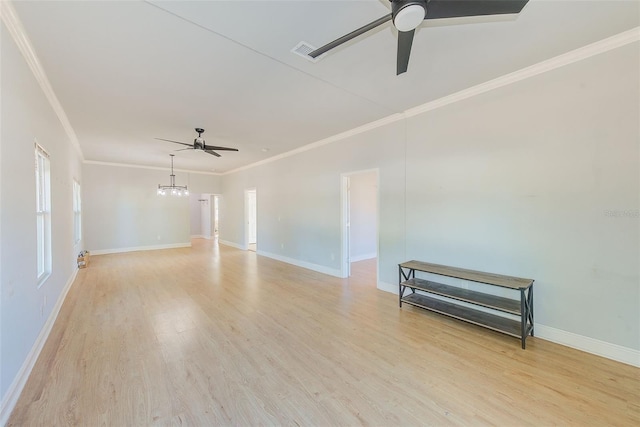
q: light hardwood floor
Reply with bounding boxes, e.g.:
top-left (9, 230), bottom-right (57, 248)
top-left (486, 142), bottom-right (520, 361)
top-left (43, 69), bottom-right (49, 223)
top-left (8, 239), bottom-right (640, 425)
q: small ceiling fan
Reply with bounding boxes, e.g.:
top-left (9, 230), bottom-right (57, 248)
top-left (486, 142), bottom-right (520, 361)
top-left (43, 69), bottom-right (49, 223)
top-left (155, 128), bottom-right (239, 157)
top-left (309, 0), bottom-right (529, 75)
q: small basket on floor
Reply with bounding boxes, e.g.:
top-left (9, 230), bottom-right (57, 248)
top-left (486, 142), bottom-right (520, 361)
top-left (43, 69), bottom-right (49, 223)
top-left (77, 250), bottom-right (90, 269)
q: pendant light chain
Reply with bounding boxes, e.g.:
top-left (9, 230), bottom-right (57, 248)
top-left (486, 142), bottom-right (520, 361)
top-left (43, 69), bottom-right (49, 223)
top-left (157, 154), bottom-right (188, 196)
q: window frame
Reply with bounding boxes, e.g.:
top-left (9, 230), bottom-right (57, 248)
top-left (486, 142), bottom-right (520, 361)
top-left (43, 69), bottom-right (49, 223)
top-left (35, 143), bottom-right (51, 287)
top-left (73, 179), bottom-right (81, 244)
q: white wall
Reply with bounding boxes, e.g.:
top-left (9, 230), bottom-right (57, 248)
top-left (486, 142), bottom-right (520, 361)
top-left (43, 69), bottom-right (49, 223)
top-left (404, 44), bottom-right (639, 351)
top-left (188, 173), bottom-right (222, 195)
top-left (220, 121), bottom-right (406, 278)
top-left (82, 164), bottom-right (221, 253)
top-left (349, 171), bottom-right (377, 261)
top-left (220, 42), bottom-right (639, 359)
top-left (1, 22), bottom-right (83, 415)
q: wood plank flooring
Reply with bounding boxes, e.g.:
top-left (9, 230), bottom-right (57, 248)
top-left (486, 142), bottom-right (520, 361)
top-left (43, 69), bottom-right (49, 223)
top-left (8, 239), bottom-right (640, 425)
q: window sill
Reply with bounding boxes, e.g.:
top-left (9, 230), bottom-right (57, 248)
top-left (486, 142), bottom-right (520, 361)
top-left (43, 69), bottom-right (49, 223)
top-left (37, 271), bottom-right (51, 289)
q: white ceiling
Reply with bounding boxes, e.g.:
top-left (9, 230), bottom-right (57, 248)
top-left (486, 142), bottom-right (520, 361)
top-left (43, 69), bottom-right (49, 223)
top-left (11, 0), bottom-right (640, 173)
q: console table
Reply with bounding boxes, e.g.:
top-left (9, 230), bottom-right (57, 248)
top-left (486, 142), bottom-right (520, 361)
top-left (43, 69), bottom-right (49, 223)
top-left (399, 261), bottom-right (534, 349)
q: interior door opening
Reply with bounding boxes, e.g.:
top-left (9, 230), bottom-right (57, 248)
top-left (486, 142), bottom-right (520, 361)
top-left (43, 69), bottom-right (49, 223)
top-left (213, 195), bottom-right (220, 238)
top-left (190, 193), bottom-right (218, 240)
top-left (245, 188), bottom-right (257, 251)
top-left (200, 194), bottom-right (212, 238)
top-left (341, 170), bottom-right (379, 282)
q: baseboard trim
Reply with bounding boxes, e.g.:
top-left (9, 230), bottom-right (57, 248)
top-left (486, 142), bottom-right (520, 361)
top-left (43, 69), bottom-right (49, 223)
top-left (218, 240), bottom-right (245, 250)
top-left (377, 281), bottom-right (398, 294)
top-left (535, 324), bottom-right (640, 368)
top-left (191, 235), bottom-right (214, 240)
top-left (376, 283), bottom-right (640, 367)
top-left (90, 242), bottom-right (191, 255)
top-left (257, 250), bottom-right (342, 278)
top-left (0, 268), bottom-right (78, 426)
top-left (350, 253), bottom-right (377, 262)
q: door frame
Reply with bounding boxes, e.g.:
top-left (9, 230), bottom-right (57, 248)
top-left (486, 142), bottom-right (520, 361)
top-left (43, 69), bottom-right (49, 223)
top-left (340, 168), bottom-right (380, 279)
top-left (244, 188), bottom-right (257, 250)
top-left (213, 194), bottom-right (220, 237)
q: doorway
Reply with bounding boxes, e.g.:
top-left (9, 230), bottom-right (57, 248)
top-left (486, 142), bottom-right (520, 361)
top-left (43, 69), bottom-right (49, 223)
top-left (200, 195), bottom-right (212, 238)
top-left (341, 170), bottom-right (379, 279)
top-left (190, 193), bottom-right (217, 239)
top-left (245, 188), bottom-right (257, 251)
top-left (189, 193), bottom-right (221, 240)
top-left (213, 195), bottom-right (220, 238)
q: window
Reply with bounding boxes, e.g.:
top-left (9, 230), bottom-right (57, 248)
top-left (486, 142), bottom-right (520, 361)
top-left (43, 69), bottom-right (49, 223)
top-left (73, 179), bottom-right (81, 243)
top-left (35, 143), bottom-right (51, 285)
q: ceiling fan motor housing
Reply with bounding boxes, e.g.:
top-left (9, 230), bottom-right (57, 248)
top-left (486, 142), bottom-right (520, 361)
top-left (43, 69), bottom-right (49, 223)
top-left (392, 0), bottom-right (427, 32)
top-left (194, 128), bottom-right (205, 148)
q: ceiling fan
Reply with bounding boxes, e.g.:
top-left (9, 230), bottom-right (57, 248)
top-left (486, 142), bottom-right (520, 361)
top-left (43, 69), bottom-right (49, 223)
top-left (155, 128), bottom-right (239, 157)
top-left (309, 0), bottom-right (529, 75)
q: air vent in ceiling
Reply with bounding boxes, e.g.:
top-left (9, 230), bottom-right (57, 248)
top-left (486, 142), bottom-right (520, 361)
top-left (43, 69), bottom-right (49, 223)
top-left (291, 41), bottom-right (320, 63)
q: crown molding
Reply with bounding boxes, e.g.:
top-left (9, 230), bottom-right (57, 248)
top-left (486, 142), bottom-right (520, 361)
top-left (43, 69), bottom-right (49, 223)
top-left (83, 159), bottom-right (222, 176)
top-left (404, 26), bottom-right (640, 118)
top-left (1, 1), bottom-right (84, 159)
top-left (224, 26), bottom-right (640, 176)
top-left (225, 113), bottom-right (404, 175)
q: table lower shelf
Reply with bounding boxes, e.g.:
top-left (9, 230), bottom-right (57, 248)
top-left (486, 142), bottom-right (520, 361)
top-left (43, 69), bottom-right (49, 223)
top-left (401, 293), bottom-right (525, 339)
top-left (401, 278), bottom-right (521, 315)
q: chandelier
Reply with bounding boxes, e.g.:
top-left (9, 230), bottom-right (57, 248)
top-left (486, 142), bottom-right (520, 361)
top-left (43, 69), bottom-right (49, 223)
top-left (157, 154), bottom-right (189, 196)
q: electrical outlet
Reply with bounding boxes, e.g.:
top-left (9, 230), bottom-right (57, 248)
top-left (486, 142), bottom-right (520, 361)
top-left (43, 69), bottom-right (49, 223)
top-left (157, 235), bottom-right (161, 241)
top-left (331, 253), bottom-right (335, 261)
top-left (280, 243), bottom-right (284, 249)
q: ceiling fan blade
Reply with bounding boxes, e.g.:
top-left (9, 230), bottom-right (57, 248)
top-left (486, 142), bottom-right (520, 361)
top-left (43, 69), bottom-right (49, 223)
top-left (309, 13), bottom-right (392, 58)
top-left (424, 0), bottom-right (529, 20)
top-left (174, 148), bottom-right (193, 151)
top-left (154, 138), bottom-right (193, 147)
top-left (204, 150), bottom-right (221, 157)
top-left (397, 29), bottom-right (415, 75)
top-left (203, 145), bottom-right (239, 152)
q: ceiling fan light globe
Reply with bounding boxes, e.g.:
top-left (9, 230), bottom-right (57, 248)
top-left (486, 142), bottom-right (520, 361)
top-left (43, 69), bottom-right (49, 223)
top-left (393, 4), bottom-right (426, 32)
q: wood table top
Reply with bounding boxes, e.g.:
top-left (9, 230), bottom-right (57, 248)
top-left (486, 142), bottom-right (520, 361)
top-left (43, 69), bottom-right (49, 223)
top-left (400, 260), bottom-right (534, 289)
